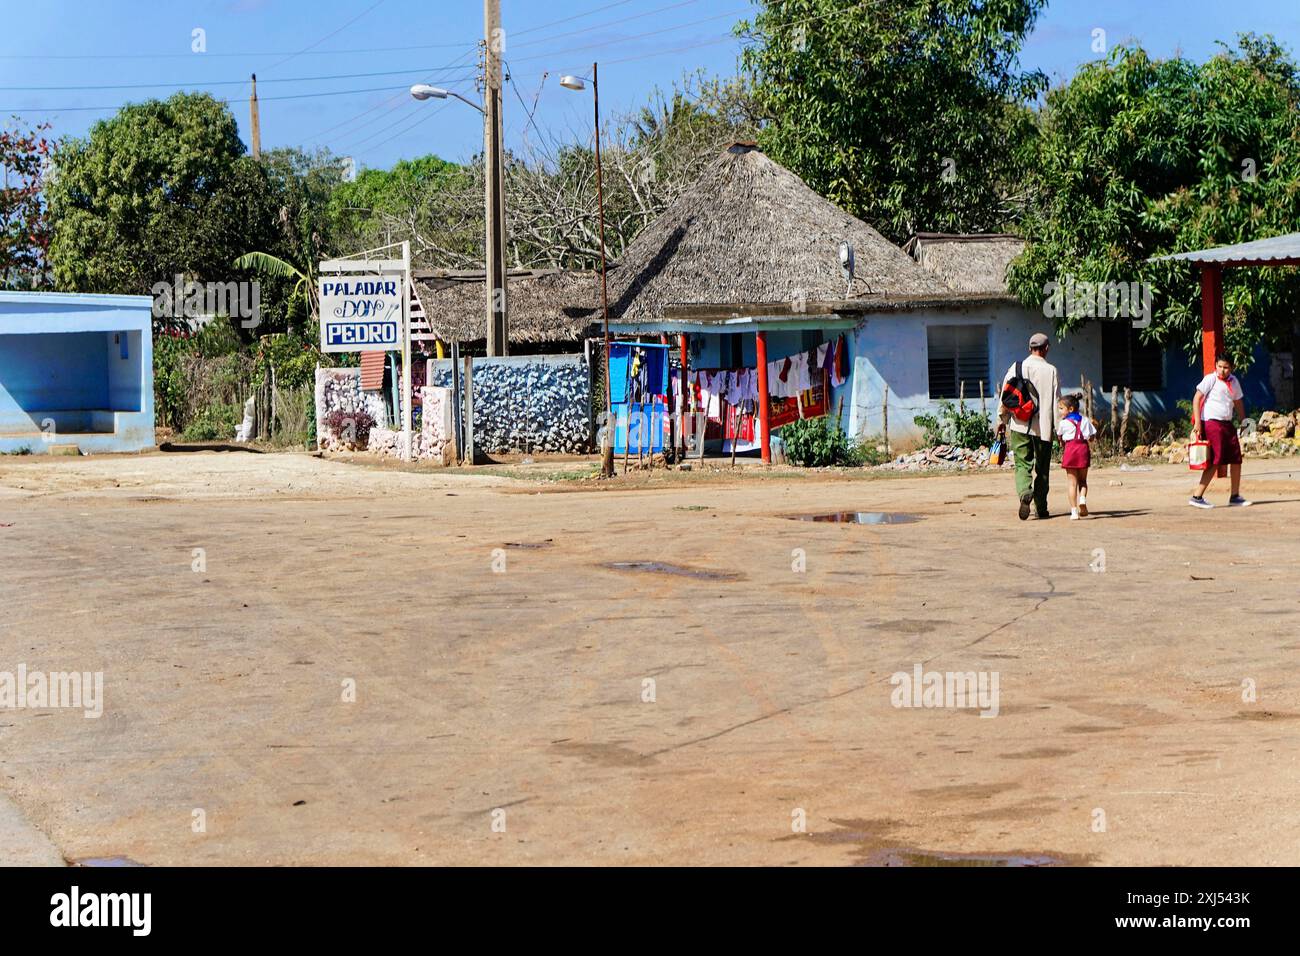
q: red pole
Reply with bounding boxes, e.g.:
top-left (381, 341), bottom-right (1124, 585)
top-left (756, 330), bottom-right (770, 464)
top-left (679, 333), bottom-right (689, 457)
top-left (1199, 265), bottom-right (1224, 375)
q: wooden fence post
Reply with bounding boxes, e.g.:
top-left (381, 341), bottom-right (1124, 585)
top-left (1120, 387), bottom-right (1132, 453)
top-left (883, 383), bottom-right (890, 456)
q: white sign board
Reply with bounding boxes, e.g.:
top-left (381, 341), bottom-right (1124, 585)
top-left (319, 276), bottom-right (403, 352)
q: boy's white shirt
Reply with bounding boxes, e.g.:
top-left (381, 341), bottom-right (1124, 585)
top-left (1196, 373), bottom-right (1243, 422)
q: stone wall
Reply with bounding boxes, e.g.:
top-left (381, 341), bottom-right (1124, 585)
top-left (427, 354), bottom-right (592, 455)
top-left (315, 367), bottom-right (389, 451)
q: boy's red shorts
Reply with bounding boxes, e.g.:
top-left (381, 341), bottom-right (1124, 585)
top-left (1204, 419), bottom-right (1242, 467)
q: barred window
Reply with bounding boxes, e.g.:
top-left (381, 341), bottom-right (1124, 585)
top-left (1102, 322), bottom-right (1163, 391)
top-left (927, 325), bottom-right (989, 400)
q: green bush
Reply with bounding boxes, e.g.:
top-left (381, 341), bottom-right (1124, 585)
top-left (257, 332), bottom-right (318, 391)
top-left (914, 400), bottom-right (995, 448)
top-left (780, 416), bottom-right (865, 467)
top-left (153, 334), bottom-right (192, 429)
top-left (181, 402), bottom-right (241, 442)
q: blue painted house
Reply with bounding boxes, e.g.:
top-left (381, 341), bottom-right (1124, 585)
top-left (0, 291), bottom-right (155, 454)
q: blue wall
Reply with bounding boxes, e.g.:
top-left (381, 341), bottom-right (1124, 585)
top-left (844, 304), bottom-right (1275, 443)
top-left (0, 292), bottom-right (154, 454)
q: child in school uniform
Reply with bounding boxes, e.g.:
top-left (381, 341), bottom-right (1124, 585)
top-left (1056, 394), bottom-right (1095, 520)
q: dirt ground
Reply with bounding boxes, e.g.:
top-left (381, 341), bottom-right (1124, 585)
top-left (1, 449), bottom-right (1298, 866)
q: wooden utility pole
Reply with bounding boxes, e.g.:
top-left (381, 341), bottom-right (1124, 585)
top-left (249, 74), bottom-right (261, 159)
top-left (483, 0), bottom-right (508, 355)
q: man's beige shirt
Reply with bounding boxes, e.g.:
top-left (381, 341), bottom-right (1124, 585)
top-left (999, 354), bottom-right (1061, 439)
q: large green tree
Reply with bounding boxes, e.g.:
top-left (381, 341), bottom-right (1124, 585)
top-left (738, 0), bottom-right (1046, 243)
top-left (47, 93), bottom-right (280, 297)
top-left (47, 94), bottom-right (345, 335)
top-left (1008, 36), bottom-right (1300, 364)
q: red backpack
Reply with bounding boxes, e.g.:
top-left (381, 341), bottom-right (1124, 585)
top-left (1000, 361), bottom-right (1038, 423)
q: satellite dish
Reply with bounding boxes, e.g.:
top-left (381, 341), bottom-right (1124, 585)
top-left (839, 241), bottom-right (855, 283)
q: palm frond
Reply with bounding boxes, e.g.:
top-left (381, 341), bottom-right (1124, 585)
top-left (234, 251), bottom-right (307, 282)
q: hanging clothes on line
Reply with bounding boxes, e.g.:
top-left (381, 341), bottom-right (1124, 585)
top-left (831, 334), bottom-right (848, 387)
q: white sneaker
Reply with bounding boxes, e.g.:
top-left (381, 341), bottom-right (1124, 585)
top-left (1070, 509), bottom-right (1080, 520)
top-left (1189, 496), bottom-right (1214, 509)
top-left (1229, 495), bottom-right (1252, 507)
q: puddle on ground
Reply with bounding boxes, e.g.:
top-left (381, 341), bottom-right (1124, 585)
top-left (863, 848), bottom-right (1065, 867)
top-left (604, 561), bottom-right (741, 581)
top-left (71, 856), bottom-right (145, 867)
top-left (785, 512), bottom-right (922, 524)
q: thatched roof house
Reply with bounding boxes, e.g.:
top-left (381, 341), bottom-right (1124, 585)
top-left (903, 233), bottom-right (1024, 296)
top-left (410, 146), bottom-right (1022, 344)
top-left (604, 143), bottom-right (955, 320)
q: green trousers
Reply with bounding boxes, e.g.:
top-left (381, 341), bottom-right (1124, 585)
top-left (1008, 430), bottom-right (1052, 512)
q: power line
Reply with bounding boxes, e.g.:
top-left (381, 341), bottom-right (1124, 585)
top-left (0, 61), bottom-right (480, 93)
top-left (0, 42), bottom-right (475, 60)
top-left (491, 6), bottom-right (754, 69)
top-left (510, 0), bottom-right (702, 48)
top-left (0, 82), bottom-right (474, 115)
top-left (512, 0), bottom-right (637, 37)
top-left (0, 0), bottom-right (648, 61)
top-left (308, 47), bottom-right (481, 148)
top-left (260, 0), bottom-right (389, 74)
top-left (348, 100), bottom-right (452, 158)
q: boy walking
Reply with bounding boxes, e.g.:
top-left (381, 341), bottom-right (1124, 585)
top-left (1189, 354), bottom-right (1251, 509)
top-left (997, 333), bottom-right (1061, 520)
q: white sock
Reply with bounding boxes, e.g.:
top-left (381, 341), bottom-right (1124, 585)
top-left (1078, 490), bottom-right (1087, 505)
top-left (1071, 507), bottom-right (1079, 517)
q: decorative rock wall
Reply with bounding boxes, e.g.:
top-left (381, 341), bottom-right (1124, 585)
top-left (315, 367), bottom-right (389, 450)
top-left (428, 354), bottom-right (592, 455)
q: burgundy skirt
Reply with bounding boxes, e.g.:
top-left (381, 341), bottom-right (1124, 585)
top-left (1204, 419), bottom-right (1242, 466)
top-left (1062, 439), bottom-right (1090, 469)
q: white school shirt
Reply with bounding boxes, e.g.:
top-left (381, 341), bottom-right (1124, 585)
top-left (1056, 416), bottom-right (1096, 442)
top-left (1196, 373), bottom-right (1243, 422)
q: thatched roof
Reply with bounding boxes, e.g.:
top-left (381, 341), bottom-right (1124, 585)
top-left (411, 148), bottom-right (1026, 342)
top-left (602, 143), bottom-right (955, 320)
top-left (412, 268), bottom-right (597, 344)
top-left (904, 233), bottom-right (1024, 295)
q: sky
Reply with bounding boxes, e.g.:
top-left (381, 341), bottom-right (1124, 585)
top-left (3, 0), bottom-right (1299, 173)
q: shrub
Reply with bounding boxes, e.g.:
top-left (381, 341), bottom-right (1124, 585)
top-left (914, 400), bottom-right (994, 448)
top-left (181, 402), bottom-right (241, 442)
top-left (321, 409), bottom-right (375, 448)
top-left (780, 416), bottom-right (865, 467)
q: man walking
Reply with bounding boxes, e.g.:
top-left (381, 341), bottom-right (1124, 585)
top-left (997, 332), bottom-right (1061, 520)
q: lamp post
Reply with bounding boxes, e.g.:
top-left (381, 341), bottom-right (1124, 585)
top-left (560, 64), bottom-right (614, 478)
top-left (410, 82), bottom-right (508, 357)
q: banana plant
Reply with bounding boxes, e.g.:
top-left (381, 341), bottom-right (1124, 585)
top-left (233, 251), bottom-right (318, 324)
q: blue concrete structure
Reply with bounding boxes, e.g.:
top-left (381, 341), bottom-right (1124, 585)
top-left (0, 291), bottom-right (155, 454)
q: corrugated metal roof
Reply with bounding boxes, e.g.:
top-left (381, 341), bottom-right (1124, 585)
top-left (1150, 232), bottom-right (1300, 266)
top-left (359, 351), bottom-right (386, 391)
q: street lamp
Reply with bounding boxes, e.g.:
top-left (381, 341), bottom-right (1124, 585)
top-left (561, 63), bottom-right (615, 478)
top-left (410, 82), bottom-right (507, 359)
top-left (410, 84), bottom-right (484, 113)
